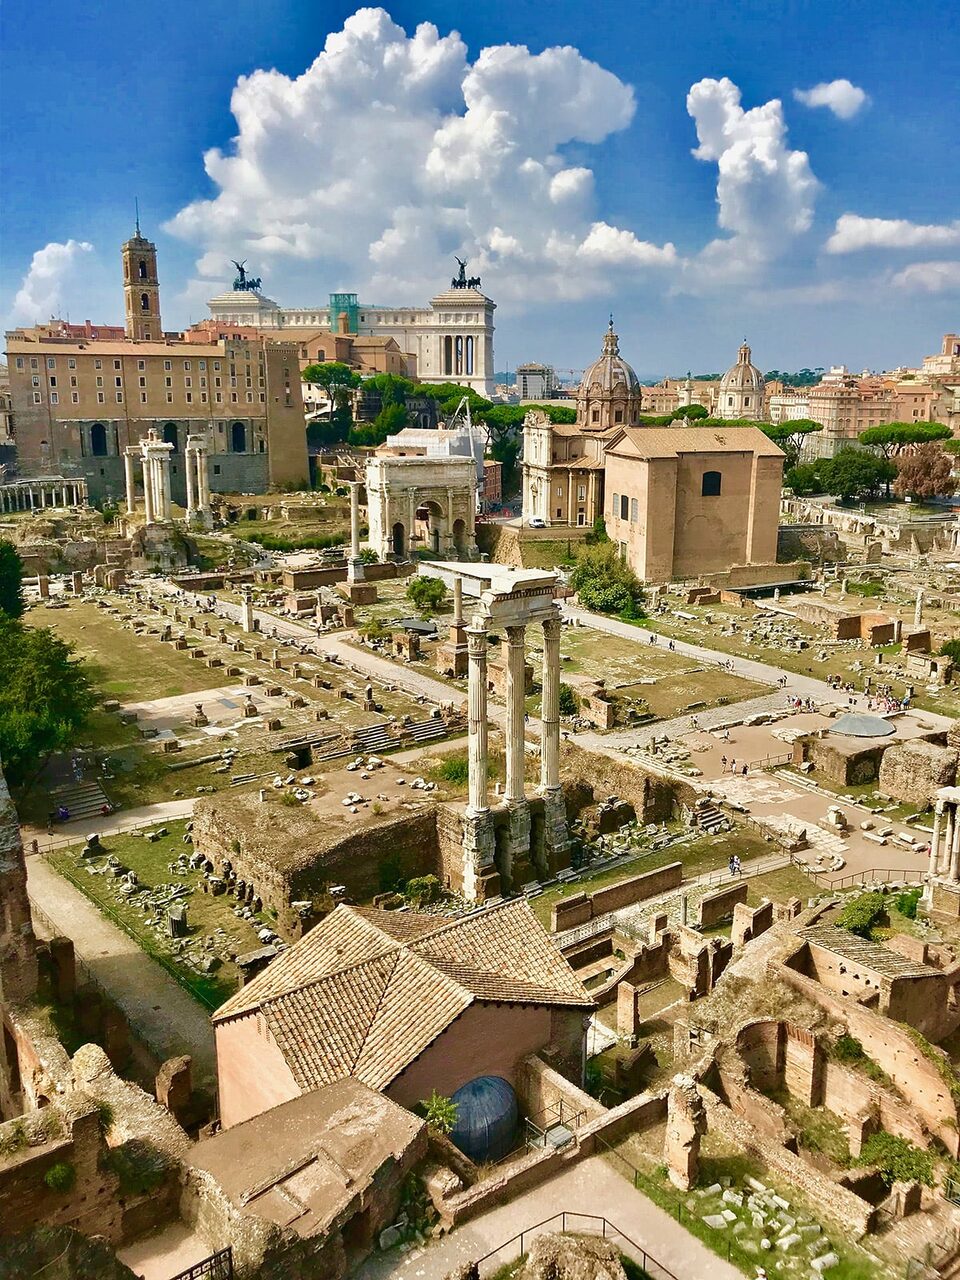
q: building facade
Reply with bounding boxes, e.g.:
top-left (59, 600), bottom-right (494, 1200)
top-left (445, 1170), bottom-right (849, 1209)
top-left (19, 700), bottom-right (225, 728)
top-left (604, 426), bottom-right (784, 583)
top-left (4, 233), bottom-right (309, 502)
top-left (521, 321), bottom-right (642, 527)
top-left (206, 274), bottom-right (497, 397)
top-left (515, 363), bottom-right (559, 400)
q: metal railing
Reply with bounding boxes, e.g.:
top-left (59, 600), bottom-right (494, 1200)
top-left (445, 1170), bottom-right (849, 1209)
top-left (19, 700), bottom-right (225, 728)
top-left (797, 861), bottom-right (925, 891)
top-left (474, 1211), bottom-right (678, 1280)
top-left (169, 1247), bottom-right (233, 1280)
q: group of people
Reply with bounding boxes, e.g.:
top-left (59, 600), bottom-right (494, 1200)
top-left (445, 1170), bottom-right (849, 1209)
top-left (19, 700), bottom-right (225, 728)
top-left (720, 756), bottom-right (748, 776)
top-left (728, 854), bottom-right (743, 876)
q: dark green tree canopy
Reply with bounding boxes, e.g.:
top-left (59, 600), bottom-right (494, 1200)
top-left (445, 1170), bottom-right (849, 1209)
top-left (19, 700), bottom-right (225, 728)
top-left (858, 422), bottom-right (952, 457)
top-left (784, 450), bottom-right (896, 501)
top-left (0, 617), bottom-right (96, 789)
top-left (0, 540), bottom-right (24, 618)
top-left (759, 419), bottom-right (822, 469)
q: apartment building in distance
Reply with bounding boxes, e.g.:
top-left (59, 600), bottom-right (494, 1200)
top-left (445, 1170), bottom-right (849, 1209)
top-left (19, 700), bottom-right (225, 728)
top-left (4, 229), bottom-right (308, 504)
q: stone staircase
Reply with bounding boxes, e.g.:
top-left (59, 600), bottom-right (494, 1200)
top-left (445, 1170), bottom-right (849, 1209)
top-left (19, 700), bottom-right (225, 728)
top-left (692, 799), bottom-right (728, 834)
top-left (51, 780), bottom-right (111, 822)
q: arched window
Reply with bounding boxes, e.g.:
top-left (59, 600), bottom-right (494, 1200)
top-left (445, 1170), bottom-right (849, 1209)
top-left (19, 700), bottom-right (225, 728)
top-left (90, 423), bottom-right (108, 457)
top-left (138, 259), bottom-right (148, 280)
top-left (702, 470), bottom-right (722, 497)
top-left (163, 422), bottom-right (178, 451)
top-left (231, 421), bottom-right (246, 453)
top-left (140, 292), bottom-right (150, 311)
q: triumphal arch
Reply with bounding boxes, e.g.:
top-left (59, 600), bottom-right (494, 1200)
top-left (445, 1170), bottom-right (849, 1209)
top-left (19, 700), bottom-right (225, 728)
top-left (365, 454), bottom-right (477, 561)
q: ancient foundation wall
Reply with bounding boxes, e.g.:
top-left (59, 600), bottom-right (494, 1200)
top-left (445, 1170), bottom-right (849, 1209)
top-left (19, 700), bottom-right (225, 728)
top-left (560, 744), bottom-right (691, 825)
top-left (516, 1055), bottom-right (605, 1128)
top-left (551, 862), bottom-right (683, 932)
top-left (776, 963), bottom-right (960, 1155)
top-left (696, 881), bottom-right (748, 929)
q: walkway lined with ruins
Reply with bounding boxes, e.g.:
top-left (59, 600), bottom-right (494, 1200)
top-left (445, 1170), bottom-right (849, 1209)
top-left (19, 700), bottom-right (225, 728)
top-left (358, 1155), bottom-right (741, 1280)
top-left (25, 854), bottom-right (217, 1085)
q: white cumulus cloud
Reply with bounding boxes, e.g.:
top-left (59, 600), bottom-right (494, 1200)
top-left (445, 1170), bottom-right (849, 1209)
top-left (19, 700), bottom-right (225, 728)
top-left (826, 213), bottom-right (960, 254)
top-left (890, 261), bottom-right (960, 293)
top-left (685, 77), bottom-right (819, 280)
top-left (793, 79), bottom-right (869, 120)
top-left (11, 240), bottom-right (94, 323)
top-left (166, 7), bottom-right (679, 305)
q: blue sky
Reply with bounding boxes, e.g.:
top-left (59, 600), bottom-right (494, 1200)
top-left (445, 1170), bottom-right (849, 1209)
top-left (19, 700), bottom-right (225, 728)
top-left (2, 0), bottom-right (958, 378)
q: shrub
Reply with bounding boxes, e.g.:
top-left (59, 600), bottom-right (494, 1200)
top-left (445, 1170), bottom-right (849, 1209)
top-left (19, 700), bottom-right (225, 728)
top-left (836, 890), bottom-right (887, 938)
top-left (407, 575), bottom-right (446, 615)
top-left (569, 542), bottom-right (644, 618)
top-left (558, 683), bottom-right (578, 715)
top-left (405, 874), bottom-right (441, 906)
top-left (434, 753), bottom-right (469, 784)
top-left (43, 1161), bottom-right (76, 1193)
top-left (855, 1132), bottom-right (935, 1186)
top-left (423, 1090), bottom-right (458, 1135)
top-left (941, 639), bottom-right (960, 664)
top-left (895, 887), bottom-right (922, 920)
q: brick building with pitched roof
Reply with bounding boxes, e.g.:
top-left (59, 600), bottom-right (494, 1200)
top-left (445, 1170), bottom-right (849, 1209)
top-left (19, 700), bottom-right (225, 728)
top-left (213, 901), bottom-right (593, 1128)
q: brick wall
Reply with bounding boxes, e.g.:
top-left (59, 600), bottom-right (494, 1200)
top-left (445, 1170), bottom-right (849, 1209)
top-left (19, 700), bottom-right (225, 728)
top-left (696, 881), bottom-right (748, 928)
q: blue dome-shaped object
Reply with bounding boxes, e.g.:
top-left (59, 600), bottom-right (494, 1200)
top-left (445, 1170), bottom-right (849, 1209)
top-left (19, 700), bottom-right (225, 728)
top-left (449, 1076), bottom-right (519, 1163)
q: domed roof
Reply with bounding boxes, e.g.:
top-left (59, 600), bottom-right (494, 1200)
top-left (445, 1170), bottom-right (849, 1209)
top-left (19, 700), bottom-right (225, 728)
top-left (580, 319), bottom-right (640, 398)
top-left (720, 341), bottom-right (765, 394)
top-left (830, 713), bottom-right (895, 739)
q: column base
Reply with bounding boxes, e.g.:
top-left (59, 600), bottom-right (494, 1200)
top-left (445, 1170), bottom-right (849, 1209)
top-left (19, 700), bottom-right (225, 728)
top-left (927, 877), bottom-right (960, 921)
top-left (499, 799), bottom-right (533, 895)
top-left (338, 580), bottom-right (378, 605)
top-left (462, 808), bottom-right (499, 903)
top-left (347, 558), bottom-right (366, 584)
top-left (539, 786), bottom-right (573, 878)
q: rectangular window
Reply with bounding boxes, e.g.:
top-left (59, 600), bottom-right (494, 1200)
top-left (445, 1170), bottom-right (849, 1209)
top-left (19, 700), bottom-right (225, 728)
top-left (611, 492), bottom-right (619, 516)
top-left (164, 360), bottom-right (172, 371)
top-left (47, 357), bottom-right (56, 369)
top-left (165, 377), bottom-right (172, 388)
top-left (116, 391), bottom-right (123, 403)
top-left (70, 375), bottom-right (77, 387)
top-left (183, 360), bottom-right (191, 371)
top-left (186, 392), bottom-right (193, 404)
top-left (33, 391), bottom-right (42, 404)
top-left (167, 392), bottom-right (173, 404)
top-left (96, 376), bottom-right (104, 387)
top-left (94, 359), bottom-right (102, 370)
top-left (140, 393), bottom-right (147, 404)
top-left (50, 391), bottom-right (59, 404)
top-left (49, 375), bottom-right (57, 387)
top-left (200, 376), bottom-right (207, 388)
top-left (113, 359), bottom-right (121, 370)
top-left (184, 377), bottom-right (192, 388)
top-left (71, 392), bottom-right (79, 404)
top-left (214, 361), bottom-right (221, 371)
top-left (115, 376), bottom-right (122, 388)
top-left (32, 375), bottom-right (40, 388)
top-left (214, 377), bottom-right (221, 388)
top-left (577, 485), bottom-right (585, 501)
top-left (138, 359), bottom-right (145, 371)
top-left (201, 392), bottom-right (208, 403)
top-left (231, 392), bottom-right (238, 402)
top-left (246, 391), bottom-right (253, 403)
top-left (15, 357), bottom-right (24, 370)
top-left (630, 497), bottom-right (638, 523)
top-left (139, 377), bottom-right (146, 388)
top-left (213, 464), bottom-right (221, 475)
top-left (259, 392), bottom-right (265, 403)
top-left (68, 357), bottom-right (76, 369)
top-left (199, 360), bottom-right (206, 371)
top-left (97, 392), bottom-right (105, 403)
top-left (619, 494), bottom-right (629, 520)
top-left (215, 392), bottom-right (222, 403)
top-left (30, 357), bottom-right (38, 370)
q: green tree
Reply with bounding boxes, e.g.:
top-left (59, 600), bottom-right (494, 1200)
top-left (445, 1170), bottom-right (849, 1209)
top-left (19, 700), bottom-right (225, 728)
top-left (671, 403), bottom-right (709, 420)
top-left (822, 450), bottom-right (896, 502)
top-left (569, 543), bottom-right (645, 618)
top-left (302, 361), bottom-right (361, 421)
top-left (349, 402), bottom-right (408, 448)
top-left (524, 403), bottom-right (577, 424)
top-left (0, 541), bottom-right (24, 618)
top-left (784, 461), bottom-right (827, 496)
top-left (558, 683), bottom-right (578, 715)
top-left (893, 443), bottom-right (955, 500)
top-left (760, 419), bottom-right (823, 469)
top-left (406, 575), bottom-right (446, 615)
top-left (941, 639), bottom-right (960, 664)
top-left (364, 372), bottom-right (415, 407)
top-left (0, 617), bottom-right (96, 790)
top-left (858, 422), bottom-right (952, 459)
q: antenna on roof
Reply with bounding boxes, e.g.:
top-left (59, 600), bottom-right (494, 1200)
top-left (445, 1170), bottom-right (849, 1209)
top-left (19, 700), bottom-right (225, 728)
top-left (135, 197), bottom-right (141, 237)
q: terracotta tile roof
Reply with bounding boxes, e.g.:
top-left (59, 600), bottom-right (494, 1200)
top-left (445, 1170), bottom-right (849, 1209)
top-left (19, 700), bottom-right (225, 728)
top-left (608, 425), bottom-right (784, 459)
top-left (215, 901), bottom-right (593, 1093)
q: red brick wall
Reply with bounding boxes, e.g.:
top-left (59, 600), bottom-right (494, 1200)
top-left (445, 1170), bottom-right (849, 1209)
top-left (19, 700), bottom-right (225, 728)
top-left (552, 862), bottom-right (682, 931)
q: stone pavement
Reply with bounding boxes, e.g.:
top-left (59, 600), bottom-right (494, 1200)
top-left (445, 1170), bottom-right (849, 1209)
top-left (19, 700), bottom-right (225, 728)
top-left (21, 797), bottom-right (196, 854)
top-left (358, 1155), bottom-right (741, 1280)
top-left (25, 853), bottom-right (216, 1086)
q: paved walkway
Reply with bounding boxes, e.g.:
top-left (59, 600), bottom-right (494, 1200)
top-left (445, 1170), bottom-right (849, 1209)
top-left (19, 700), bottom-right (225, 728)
top-left (21, 797), bottom-right (196, 854)
top-left (359, 1155), bottom-right (740, 1280)
top-left (26, 854), bottom-right (216, 1086)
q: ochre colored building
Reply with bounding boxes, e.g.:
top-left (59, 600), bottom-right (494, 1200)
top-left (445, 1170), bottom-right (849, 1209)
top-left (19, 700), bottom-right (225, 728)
top-left (212, 901), bottom-right (592, 1129)
top-left (603, 425), bottom-right (784, 583)
top-left (4, 229), bottom-right (309, 501)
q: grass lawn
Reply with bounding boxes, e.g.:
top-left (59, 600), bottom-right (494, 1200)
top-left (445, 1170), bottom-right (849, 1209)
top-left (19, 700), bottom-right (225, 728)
top-left (745, 864), bottom-right (821, 907)
top-left (31, 602), bottom-right (229, 701)
top-left (47, 821), bottom-right (269, 1009)
top-left (607, 1136), bottom-right (892, 1279)
top-left (531, 827), bottom-right (772, 929)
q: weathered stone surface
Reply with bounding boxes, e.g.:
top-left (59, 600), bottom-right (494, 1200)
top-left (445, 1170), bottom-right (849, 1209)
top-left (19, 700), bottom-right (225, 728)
top-left (520, 1233), bottom-right (627, 1280)
top-left (664, 1074), bottom-right (705, 1190)
top-left (878, 739), bottom-right (958, 806)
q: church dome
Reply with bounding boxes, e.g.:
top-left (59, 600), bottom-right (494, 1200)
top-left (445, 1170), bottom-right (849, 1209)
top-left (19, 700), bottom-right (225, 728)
top-left (717, 341), bottom-right (765, 420)
top-left (581, 320), bottom-right (640, 398)
top-left (576, 320), bottom-right (642, 431)
top-left (720, 342), bottom-right (764, 394)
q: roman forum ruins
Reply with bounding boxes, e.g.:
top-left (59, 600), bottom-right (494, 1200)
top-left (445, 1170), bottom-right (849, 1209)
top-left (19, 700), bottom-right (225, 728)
top-left (122, 428), bottom-right (212, 526)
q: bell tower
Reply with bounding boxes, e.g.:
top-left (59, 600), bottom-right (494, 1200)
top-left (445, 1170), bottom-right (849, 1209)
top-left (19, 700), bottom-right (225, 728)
top-left (122, 217), bottom-right (162, 341)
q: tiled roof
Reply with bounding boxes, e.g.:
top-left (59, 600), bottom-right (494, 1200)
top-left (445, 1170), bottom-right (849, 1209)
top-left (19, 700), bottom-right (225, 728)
top-left (607, 425), bottom-right (784, 459)
top-left (215, 901), bottom-right (593, 1093)
top-left (803, 924), bottom-right (936, 979)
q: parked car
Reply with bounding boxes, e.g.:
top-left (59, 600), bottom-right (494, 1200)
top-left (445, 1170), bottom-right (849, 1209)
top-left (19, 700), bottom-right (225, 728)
top-left (528, 517), bottom-right (547, 528)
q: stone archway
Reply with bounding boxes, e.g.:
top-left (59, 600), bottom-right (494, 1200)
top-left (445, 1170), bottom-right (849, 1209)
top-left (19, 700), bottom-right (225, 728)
top-left (90, 422), bottom-right (108, 457)
top-left (418, 500), bottom-right (446, 555)
top-left (391, 522), bottom-right (406, 558)
top-left (453, 517), bottom-right (467, 555)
